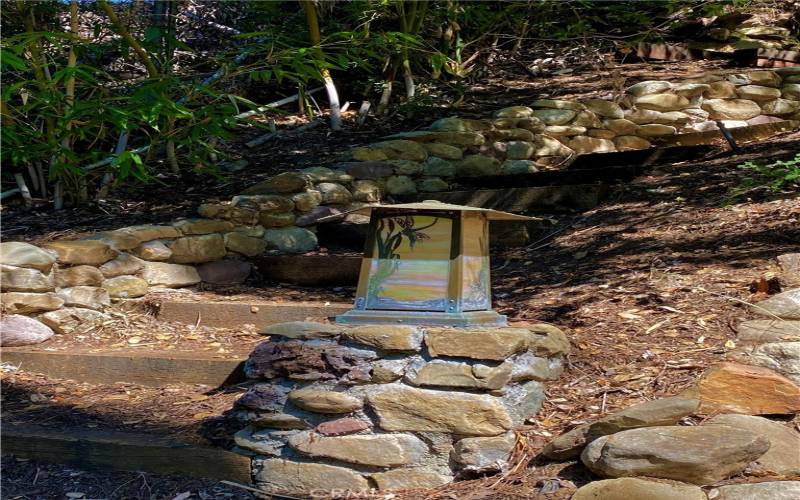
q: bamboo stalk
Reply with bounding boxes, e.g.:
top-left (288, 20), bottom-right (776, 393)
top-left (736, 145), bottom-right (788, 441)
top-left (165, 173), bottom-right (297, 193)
top-left (14, 174), bottom-right (33, 207)
top-left (301, 0), bottom-right (342, 131)
top-left (98, 0), bottom-right (159, 78)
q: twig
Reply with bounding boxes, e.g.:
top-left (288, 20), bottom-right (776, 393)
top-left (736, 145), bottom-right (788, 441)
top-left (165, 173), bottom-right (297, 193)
top-left (245, 119), bottom-right (325, 148)
top-left (694, 287), bottom-right (800, 333)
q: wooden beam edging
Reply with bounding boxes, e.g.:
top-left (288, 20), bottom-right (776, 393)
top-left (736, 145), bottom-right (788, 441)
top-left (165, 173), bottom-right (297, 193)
top-left (1, 425), bottom-right (252, 484)
top-left (156, 300), bottom-right (352, 330)
top-left (0, 349), bottom-right (246, 388)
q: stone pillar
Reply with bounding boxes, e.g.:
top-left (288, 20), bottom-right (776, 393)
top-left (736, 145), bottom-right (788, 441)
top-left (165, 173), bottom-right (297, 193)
top-left (230, 321), bottom-right (569, 496)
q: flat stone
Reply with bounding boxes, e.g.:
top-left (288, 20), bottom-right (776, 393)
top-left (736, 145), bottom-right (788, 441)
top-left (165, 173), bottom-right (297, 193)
top-left (693, 362), bottom-right (800, 415)
top-left (627, 80), bottom-right (673, 96)
top-left (241, 172), bottom-right (309, 195)
top-left (316, 182), bottom-right (352, 205)
top-left (288, 431), bottom-right (426, 467)
top-left (712, 481), bottom-right (800, 500)
top-left (604, 118), bottom-right (640, 135)
top-left (387, 159), bottom-right (423, 176)
top-left (762, 98), bottom-right (800, 116)
top-left (745, 70), bottom-right (782, 87)
top-left (453, 431), bottom-right (515, 470)
top-left (430, 116), bottom-right (492, 132)
top-left (587, 128), bottom-right (617, 140)
top-left (0, 242), bottom-right (56, 272)
top-left (288, 388), bottom-right (363, 414)
top-left (571, 110), bottom-right (603, 128)
top-left (615, 135), bottom-right (651, 150)
top-left (82, 231), bottom-right (143, 252)
top-left (117, 225), bottom-right (180, 242)
top-left (778, 253), bottom-right (800, 285)
top-left (263, 227), bottom-right (317, 254)
top-left (223, 232), bottom-right (266, 257)
top-left (532, 109), bottom-right (577, 125)
top-left (134, 240), bottom-right (172, 261)
top-left (173, 218), bottom-right (234, 235)
top-left (543, 396), bottom-right (700, 460)
top-left (292, 190), bottom-right (323, 211)
top-left (232, 225), bottom-right (266, 238)
top-left (573, 478), bottom-right (707, 500)
top-left (44, 240), bottom-right (117, 266)
top-left (707, 414), bottom-right (800, 475)
top-left (315, 417), bottom-right (370, 436)
top-left (244, 412), bottom-right (310, 430)
top-left (300, 166), bottom-right (351, 183)
top-left (737, 85), bottom-right (781, 101)
top-left (371, 139), bottom-right (428, 161)
top-left (510, 351), bottom-right (563, 382)
top-left (262, 321), bottom-right (342, 339)
top-left (98, 253), bottom-right (145, 278)
top-left (236, 383), bottom-right (291, 412)
top-left (102, 275), bottom-right (148, 298)
top-left (752, 288), bottom-right (800, 319)
top-left (196, 260), bottom-right (252, 285)
top-left (500, 160), bottom-right (538, 175)
top-left (457, 155), bottom-right (501, 177)
top-left (55, 265), bottom-right (105, 288)
top-left (584, 99), bottom-right (624, 119)
top-left (781, 84), bottom-right (800, 100)
top-left (232, 194), bottom-right (295, 213)
top-left (141, 261), bottom-right (201, 288)
top-left (416, 177), bottom-right (449, 192)
top-left (494, 106), bottom-right (534, 118)
top-left (38, 307), bottom-right (109, 335)
top-left (254, 458), bottom-right (369, 495)
top-left (742, 342), bottom-right (800, 385)
top-left (234, 427), bottom-right (295, 456)
top-left (168, 234), bottom-right (226, 264)
top-left (422, 142), bottom-right (463, 160)
top-left (500, 380), bottom-right (546, 425)
top-left (530, 99), bottom-right (583, 110)
top-left (366, 384), bottom-right (513, 436)
top-left (405, 358), bottom-right (512, 390)
top-left (0, 292), bottom-right (63, 314)
top-left (581, 425), bottom-right (769, 485)
top-left (56, 286), bottom-right (110, 310)
top-left (569, 136), bottom-right (616, 154)
top-left (0, 315), bottom-right (54, 346)
top-left (0, 265), bottom-right (54, 293)
top-left (702, 99), bottom-right (762, 120)
top-left (634, 94), bottom-right (690, 111)
top-left (543, 125), bottom-right (587, 137)
top-left (351, 180), bottom-right (382, 202)
top-left (638, 124), bottom-right (677, 136)
top-left (532, 135), bottom-right (574, 156)
top-left (737, 320), bottom-right (800, 343)
top-left (245, 340), bottom-right (376, 383)
top-left (371, 469), bottom-right (452, 490)
top-left (371, 359), bottom-right (407, 383)
top-left (386, 175), bottom-right (417, 195)
top-left (425, 327), bottom-right (529, 360)
top-left (526, 323), bottom-right (571, 356)
top-left (673, 83), bottom-right (711, 98)
top-left (343, 325), bottom-right (422, 351)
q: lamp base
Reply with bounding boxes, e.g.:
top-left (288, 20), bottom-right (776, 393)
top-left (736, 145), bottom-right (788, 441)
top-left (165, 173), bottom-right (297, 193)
top-left (335, 309), bottom-right (507, 327)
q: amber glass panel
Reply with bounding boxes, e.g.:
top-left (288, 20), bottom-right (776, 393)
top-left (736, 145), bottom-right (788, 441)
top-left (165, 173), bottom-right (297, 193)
top-left (461, 214), bottom-right (490, 311)
top-left (365, 215), bottom-right (452, 311)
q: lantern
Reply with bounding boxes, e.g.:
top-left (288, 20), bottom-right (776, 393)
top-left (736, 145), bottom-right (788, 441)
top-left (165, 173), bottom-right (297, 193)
top-left (327, 201), bottom-right (535, 326)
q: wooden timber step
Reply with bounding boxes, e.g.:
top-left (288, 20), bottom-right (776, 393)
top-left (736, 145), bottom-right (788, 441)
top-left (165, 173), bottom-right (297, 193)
top-left (254, 254), bottom-right (361, 286)
top-left (0, 349), bottom-right (246, 387)
top-left (156, 299), bottom-right (352, 330)
top-left (1, 424), bottom-right (251, 484)
top-left (662, 119), bottom-right (799, 147)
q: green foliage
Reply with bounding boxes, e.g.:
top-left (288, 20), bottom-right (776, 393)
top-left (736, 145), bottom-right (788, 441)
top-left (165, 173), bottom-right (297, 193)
top-left (725, 154), bottom-right (800, 204)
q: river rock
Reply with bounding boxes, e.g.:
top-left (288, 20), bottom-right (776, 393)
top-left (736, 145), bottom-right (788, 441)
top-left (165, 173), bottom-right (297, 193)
top-left (0, 242), bottom-right (56, 272)
top-left (457, 155), bottom-right (501, 177)
top-left (584, 99), bottom-right (624, 119)
top-left (571, 110), bottom-right (603, 128)
top-left (366, 384), bottom-right (512, 436)
top-left (500, 160), bottom-right (538, 175)
top-left (241, 172), bottom-right (309, 195)
top-left (510, 351), bottom-right (563, 382)
top-left (615, 135), bottom-right (652, 151)
top-left (751, 288), bottom-right (800, 319)
top-left (404, 358), bottom-right (512, 390)
top-left (98, 253), bottom-right (145, 278)
top-left (0, 292), bottom-right (64, 314)
top-left (531, 99), bottom-right (584, 110)
top-left (742, 342), bottom-right (800, 384)
top-left (224, 232), bottom-right (266, 257)
top-left (604, 118), bottom-right (639, 135)
top-left (693, 362), bottom-right (800, 415)
top-left (533, 109), bottom-right (577, 125)
top-left (516, 116), bottom-right (545, 133)
top-left (702, 99), bottom-right (762, 120)
top-left (637, 124), bottom-right (677, 136)
top-left (425, 327), bottom-right (529, 360)
top-left (782, 84), bottom-right (800, 100)
top-left (581, 425), bottom-right (769, 484)
top-left (707, 414), bottom-right (800, 475)
top-left (141, 261), bottom-right (201, 287)
top-left (316, 182), bottom-right (352, 205)
top-left (44, 240), bottom-right (117, 266)
top-left (430, 116), bottom-right (492, 132)
top-left (385, 175), bottom-right (417, 195)
top-left (587, 128), bottom-right (616, 140)
top-left (745, 70), bottom-right (782, 87)
top-left (504, 141), bottom-right (535, 160)
top-left (712, 481), bottom-right (800, 500)
top-left (288, 389), bottom-right (363, 414)
top-left (453, 431), bottom-right (515, 470)
top-left (343, 325), bottom-right (422, 351)
top-left (288, 431), bottom-right (426, 467)
top-left (371, 359), bottom-right (408, 383)
top-left (416, 177), bottom-right (449, 192)
top-left (56, 286), bottom-right (110, 310)
top-left (168, 234), bottom-right (226, 264)
top-left (737, 85), bottom-right (782, 101)
top-left (494, 106), bottom-right (533, 118)
top-left (543, 396), bottom-right (700, 459)
top-left (38, 307), bottom-right (109, 335)
top-left (0, 265), bottom-right (54, 292)
top-left (707, 80), bottom-right (738, 98)
top-left (627, 80), bottom-right (672, 96)
top-left (55, 265), bottom-right (105, 288)
top-left (101, 275), bottom-right (148, 298)
top-left (569, 136), bottom-right (616, 154)
top-left (197, 260), bottom-right (251, 285)
top-left (259, 212), bottom-right (296, 228)
top-left (673, 83), bottom-right (710, 98)
top-left (262, 321), bottom-right (341, 339)
top-left (526, 323), bottom-right (571, 356)
top-left (572, 478), bottom-right (707, 500)
top-left (82, 230), bottom-right (142, 252)
top-left (543, 125), bottom-right (586, 137)
top-left (300, 166), bottom-right (351, 183)
top-left (292, 189), bottom-right (323, 211)
top-left (351, 180), bottom-right (382, 202)
top-left (634, 94), bottom-right (690, 111)
top-left (118, 224), bottom-right (180, 242)
top-left (531, 135), bottom-right (573, 156)
top-left (371, 140), bottom-right (428, 161)
top-left (263, 227), bottom-right (317, 253)
top-left (254, 459), bottom-right (369, 495)
top-left (387, 159), bottom-right (423, 176)
top-left (423, 142), bottom-right (463, 160)
top-left (371, 469), bottom-right (452, 490)
top-left (315, 417), bottom-right (370, 436)
top-left (762, 98), bottom-right (800, 116)
top-left (737, 319), bottom-right (800, 343)
top-left (173, 218), bottom-right (234, 235)
top-left (232, 194), bottom-right (295, 213)
top-left (0, 315), bottom-right (55, 346)
top-left (134, 240), bottom-right (172, 261)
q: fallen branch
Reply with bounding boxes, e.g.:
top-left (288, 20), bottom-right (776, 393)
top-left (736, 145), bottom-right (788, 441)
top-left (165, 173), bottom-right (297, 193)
top-left (245, 102), bottom-right (349, 148)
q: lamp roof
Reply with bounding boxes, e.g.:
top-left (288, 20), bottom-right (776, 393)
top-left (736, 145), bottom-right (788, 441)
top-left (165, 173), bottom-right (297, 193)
top-left (317, 200), bottom-right (537, 222)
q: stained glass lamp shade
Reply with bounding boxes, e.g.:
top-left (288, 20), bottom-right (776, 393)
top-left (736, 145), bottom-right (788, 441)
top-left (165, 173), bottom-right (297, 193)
top-left (325, 201), bottom-right (535, 327)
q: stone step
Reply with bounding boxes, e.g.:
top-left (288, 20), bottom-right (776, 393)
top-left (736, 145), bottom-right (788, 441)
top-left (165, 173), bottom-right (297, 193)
top-left (0, 348), bottom-right (246, 387)
top-left (156, 299), bottom-right (352, 330)
top-left (1, 424), bottom-right (251, 484)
